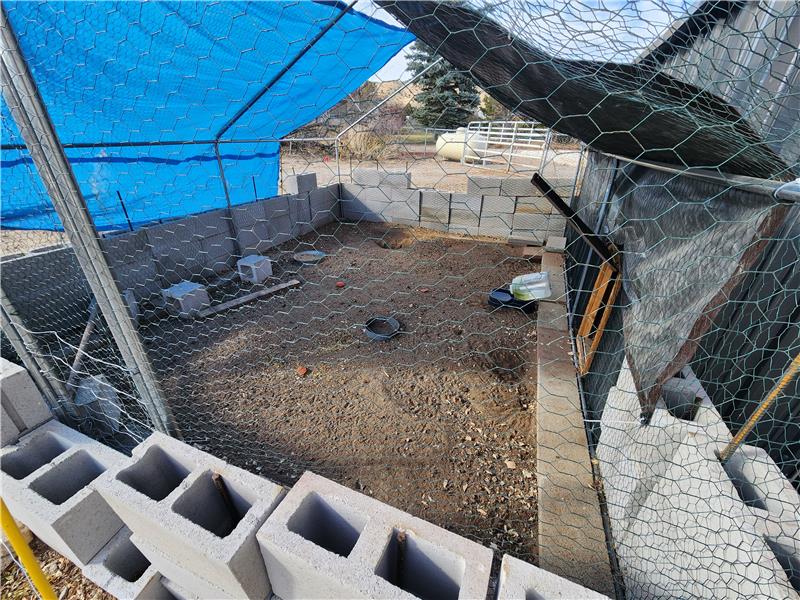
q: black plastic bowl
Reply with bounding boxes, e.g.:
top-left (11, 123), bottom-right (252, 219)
top-left (488, 287), bottom-right (537, 313)
top-left (364, 316), bottom-right (401, 341)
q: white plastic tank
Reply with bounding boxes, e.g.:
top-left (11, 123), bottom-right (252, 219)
top-left (435, 127), bottom-right (487, 162)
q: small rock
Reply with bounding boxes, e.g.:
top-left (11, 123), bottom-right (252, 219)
top-left (505, 460), bottom-right (517, 469)
top-left (296, 366), bottom-right (309, 377)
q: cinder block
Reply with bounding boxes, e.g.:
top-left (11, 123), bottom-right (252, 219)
top-left (616, 433), bottom-right (798, 600)
top-left (449, 209), bottom-right (480, 228)
top-left (0, 421), bottom-right (124, 565)
top-left (544, 236), bottom-right (567, 253)
top-left (449, 193), bottom-right (482, 214)
top-left (83, 527), bottom-right (173, 600)
top-left (482, 195), bottom-right (515, 214)
top-left (499, 177), bottom-right (538, 197)
top-left (498, 554), bottom-right (610, 599)
top-left (161, 281), bottom-right (210, 318)
top-left (237, 255), bottom-right (273, 284)
top-left (479, 214), bottom-right (513, 239)
top-left (258, 471), bottom-right (493, 600)
top-left (94, 433), bottom-right (285, 600)
top-left (1, 406), bottom-right (21, 447)
top-left (466, 175), bottom-right (501, 195)
top-left (515, 196), bottom-right (553, 214)
top-left (284, 173), bottom-right (318, 195)
top-left (1, 357), bottom-right (52, 435)
top-left (352, 169), bottom-right (411, 189)
top-left (512, 212), bottom-right (549, 232)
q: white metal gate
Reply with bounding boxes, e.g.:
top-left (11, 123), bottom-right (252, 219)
top-left (462, 120), bottom-right (551, 171)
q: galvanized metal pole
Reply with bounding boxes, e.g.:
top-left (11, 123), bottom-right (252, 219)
top-left (0, 8), bottom-right (175, 435)
top-left (0, 295), bottom-right (68, 418)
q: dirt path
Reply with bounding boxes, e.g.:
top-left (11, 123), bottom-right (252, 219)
top-left (144, 222), bottom-right (540, 563)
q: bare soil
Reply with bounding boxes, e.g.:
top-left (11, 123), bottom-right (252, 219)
top-left (143, 221), bottom-right (541, 564)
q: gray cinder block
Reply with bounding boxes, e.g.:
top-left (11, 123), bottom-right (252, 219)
top-left (544, 236), bottom-right (567, 253)
top-left (284, 173), bottom-right (318, 195)
top-left (1, 357), bottom-right (52, 437)
top-left (237, 255), bottom-right (273, 284)
top-left (257, 471), bottom-right (493, 600)
top-left (466, 175), bottom-right (501, 195)
top-left (516, 196), bottom-right (553, 214)
top-left (0, 421), bottom-right (125, 566)
top-left (499, 177), bottom-right (538, 197)
top-left (94, 433), bottom-right (285, 600)
top-left (482, 195), bottom-right (516, 214)
top-left (1, 406), bottom-right (21, 447)
top-left (161, 281), bottom-right (210, 319)
top-left (498, 554), bottom-right (610, 599)
top-left (83, 527), bottom-right (173, 600)
top-left (352, 169), bottom-right (411, 189)
top-left (449, 193), bottom-right (482, 214)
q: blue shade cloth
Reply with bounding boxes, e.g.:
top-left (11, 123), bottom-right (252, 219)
top-left (1, 1), bottom-right (413, 230)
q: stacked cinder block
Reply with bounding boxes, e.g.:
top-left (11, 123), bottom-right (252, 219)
top-left (497, 554), bottom-right (611, 599)
top-left (258, 471), bottom-right (493, 600)
top-left (94, 432), bottom-right (285, 599)
top-left (341, 170), bottom-right (418, 225)
top-left (284, 172), bottom-right (317, 195)
top-left (0, 420), bottom-right (125, 567)
top-left (447, 193), bottom-right (482, 234)
top-left (1, 357), bottom-right (52, 446)
top-left (83, 526), bottom-right (173, 599)
top-left (420, 190), bottom-right (450, 230)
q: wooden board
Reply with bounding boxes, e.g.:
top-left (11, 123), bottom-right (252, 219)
top-left (196, 279), bottom-right (300, 319)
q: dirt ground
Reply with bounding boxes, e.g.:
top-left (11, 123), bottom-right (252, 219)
top-left (1, 538), bottom-right (113, 600)
top-left (143, 221), bottom-right (541, 565)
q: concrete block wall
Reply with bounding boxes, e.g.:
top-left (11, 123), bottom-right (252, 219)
top-left (498, 554), bottom-right (611, 599)
top-left (100, 183), bottom-right (340, 304)
top-left (1, 357), bottom-right (52, 445)
top-left (341, 170), bottom-right (567, 243)
top-left (598, 361), bottom-right (800, 599)
top-left (0, 420), bottom-right (125, 566)
top-left (257, 471), bottom-right (493, 600)
top-left (94, 432), bottom-right (285, 599)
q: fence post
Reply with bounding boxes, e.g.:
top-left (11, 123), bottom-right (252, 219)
top-left (0, 293), bottom-right (69, 418)
top-left (0, 8), bottom-right (176, 436)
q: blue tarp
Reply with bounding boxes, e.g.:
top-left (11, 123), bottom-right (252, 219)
top-left (1, 1), bottom-right (413, 230)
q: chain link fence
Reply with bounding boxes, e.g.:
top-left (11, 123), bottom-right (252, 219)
top-left (2, 1), bottom-right (798, 598)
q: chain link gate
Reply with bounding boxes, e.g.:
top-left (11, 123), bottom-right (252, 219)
top-left (2, 1), bottom-right (799, 598)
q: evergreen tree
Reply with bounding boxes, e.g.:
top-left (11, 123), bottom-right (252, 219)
top-left (407, 42), bottom-right (479, 129)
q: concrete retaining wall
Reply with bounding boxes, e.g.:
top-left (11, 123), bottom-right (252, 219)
top-left (597, 361), bottom-right (800, 600)
top-left (101, 183), bottom-right (340, 303)
top-left (340, 169), bottom-right (566, 243)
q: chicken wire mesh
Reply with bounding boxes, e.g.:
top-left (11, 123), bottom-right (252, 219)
top-left (1, 1), bottom-right (799, 599)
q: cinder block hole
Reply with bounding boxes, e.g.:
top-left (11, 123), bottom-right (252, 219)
top-left (1, 433), bottom-right (70, 480)
top-left (286, 492), bottom-right (366, 557)
top-left (766, 538), bottom-right (800, 593)
top-left (172, 470), bottom-right (254, 538)
top-left (661, 379), bottom-right (702, 421)
top-left (30, 450), bottom-right (105, 505)
top-left (104, 535), bottom-right (151, 583)
top-left (719, 456), bottom-right (768, 511)
top-left (375, 529), bottom-right (464, 600)
top-left (525, 591), bottom-right (546, 600)
top-left (117, 446), bottom-right (190, 501)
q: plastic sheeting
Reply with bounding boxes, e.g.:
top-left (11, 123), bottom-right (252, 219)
top-left (1, 1), bottom-right (413, 230)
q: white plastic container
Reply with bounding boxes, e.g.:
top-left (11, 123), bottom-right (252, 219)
top-left (510, 272), bottom-right (552, 301)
